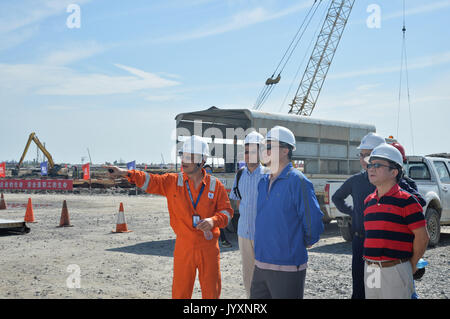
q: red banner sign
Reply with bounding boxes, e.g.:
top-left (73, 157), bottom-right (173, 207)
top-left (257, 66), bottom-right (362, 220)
top-left (0, 179), bottom-right (73, 191)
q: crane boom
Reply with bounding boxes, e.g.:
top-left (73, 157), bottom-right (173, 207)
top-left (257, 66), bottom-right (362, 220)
top-left (288, 0), bottom-right (355, 116)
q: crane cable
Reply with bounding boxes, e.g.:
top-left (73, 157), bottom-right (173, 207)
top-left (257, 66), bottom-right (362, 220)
top-left (278, 2), bottom-right (329, 113)
top-left (253, 0), bottom-right (323, 110)
top-left (396, 0), bottom-right (415, 154)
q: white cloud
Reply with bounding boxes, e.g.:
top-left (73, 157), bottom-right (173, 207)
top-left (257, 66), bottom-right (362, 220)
top-left (45, 105), bottom-right (78, 111)
top-left (329, 51), bottom-right (450, 80)
top-left (383, 0), bottom-right (450, 21)
top-left (355, 83), bottom-right (382, 91)
top-left (0, 63), bottom-right (180, 96)
top-left (41, 41), bottom-right (106, 66)
top-left (145, 95), bottom-right (177, 102)
top-left (350, 0), bottom-right (450, 26)
top-left (0, 0), bottom-right (91, 34)
top-left (153, 1), bottom-right (313, 42)
top-left (0, 25), bottom-right (38, 52)
top-left (0, 0), bottom-right (92, 52)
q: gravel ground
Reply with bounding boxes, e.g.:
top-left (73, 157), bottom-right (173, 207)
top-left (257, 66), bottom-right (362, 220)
top-left (0, 192), bottom-right (448, 299)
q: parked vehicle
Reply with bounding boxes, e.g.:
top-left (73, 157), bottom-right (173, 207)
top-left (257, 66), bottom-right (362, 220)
top-left (405, 155), bottom-right (450, 246)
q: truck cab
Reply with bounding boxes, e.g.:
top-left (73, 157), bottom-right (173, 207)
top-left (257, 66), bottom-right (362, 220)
top-left (405, 155), bottom-right (450, 246)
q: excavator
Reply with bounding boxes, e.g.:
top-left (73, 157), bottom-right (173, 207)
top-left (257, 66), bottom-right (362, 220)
top-left (12, 132), bottom-right (69, 178)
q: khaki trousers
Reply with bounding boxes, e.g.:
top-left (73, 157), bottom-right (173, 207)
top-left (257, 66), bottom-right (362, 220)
top-left (238, 236), bottom-right (255, 298)
top-left (364, 260), bottom-right (414, 299)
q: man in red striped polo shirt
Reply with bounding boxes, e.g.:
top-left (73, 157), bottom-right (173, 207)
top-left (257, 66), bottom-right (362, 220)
top-left (363, 144), bottom-right (429, 299)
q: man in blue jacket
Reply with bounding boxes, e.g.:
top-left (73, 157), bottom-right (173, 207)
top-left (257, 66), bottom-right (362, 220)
top-left (332, 133), bottom-right (425, 299)
top-left (251, 126), bottom-right (324, 299)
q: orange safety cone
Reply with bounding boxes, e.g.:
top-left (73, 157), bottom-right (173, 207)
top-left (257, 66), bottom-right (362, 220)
top-left (112, 202), bottom-right (132, 233)
top-left (57, 200), bottom-right (73, 227)
top-left (24, 198), bottom-right (37, 223)
top-left (0, 192), bottom-right (6, 210)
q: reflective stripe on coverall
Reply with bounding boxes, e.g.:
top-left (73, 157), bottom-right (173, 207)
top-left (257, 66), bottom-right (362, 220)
top-left (127, 169), bottom-right (233, 299)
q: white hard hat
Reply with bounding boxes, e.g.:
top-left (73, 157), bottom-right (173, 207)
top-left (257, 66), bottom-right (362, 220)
top-left (244, 131), bottom-right (264, 145)
top-left (181, 135), bottom-right (210, 156)
top-left (264, 126), bottom-right (296, 151)
top-left (357, 132), bottom-right (385, 150)
top-left (368, 143), bottom-right (403, 168)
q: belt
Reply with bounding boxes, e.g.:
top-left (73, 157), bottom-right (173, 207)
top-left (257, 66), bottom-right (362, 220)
top-left (365, 258), bottom-right (410, 268)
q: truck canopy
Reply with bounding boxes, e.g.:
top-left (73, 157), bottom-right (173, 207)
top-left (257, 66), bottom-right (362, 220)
top-left (175, 107), bottom-right (375, 175)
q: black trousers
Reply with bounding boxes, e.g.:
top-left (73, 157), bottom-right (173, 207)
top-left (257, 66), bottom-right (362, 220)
top-left (250, 266), bottom-right (306, 299)
top-left (352, 235), bottom-right (365, 299)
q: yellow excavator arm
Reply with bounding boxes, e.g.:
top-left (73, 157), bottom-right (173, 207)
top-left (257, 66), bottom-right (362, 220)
top-left (17, 132), bottom-right (55, 169)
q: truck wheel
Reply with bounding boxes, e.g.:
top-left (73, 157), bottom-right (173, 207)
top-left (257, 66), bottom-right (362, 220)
top-left (425, 207), bottom-right (440, 247)
top-left (339, 225), bottom-right (353, 242)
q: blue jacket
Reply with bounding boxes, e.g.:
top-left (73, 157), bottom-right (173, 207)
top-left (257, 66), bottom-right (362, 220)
top-left (254, 163), bottom-right (324, 266)
top-left (332, 171), bottom-right (426, 236)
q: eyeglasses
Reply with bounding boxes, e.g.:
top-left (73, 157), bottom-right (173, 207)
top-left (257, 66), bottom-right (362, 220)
top-left (367, 163), bottom-right (395, 170)
top-left (264, 143), bottom-right (289, 151)
top-left (359, 152), bottom-right (371, 158)
top-left (181, 153), bottom-right (203, 163)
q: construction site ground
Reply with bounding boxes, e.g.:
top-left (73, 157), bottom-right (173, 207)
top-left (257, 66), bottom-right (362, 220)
top-left (0, 192), bottom-right (448, 299)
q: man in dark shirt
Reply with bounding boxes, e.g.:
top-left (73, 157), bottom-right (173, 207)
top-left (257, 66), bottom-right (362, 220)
top-left (332, 133), bottom-right (384, 299)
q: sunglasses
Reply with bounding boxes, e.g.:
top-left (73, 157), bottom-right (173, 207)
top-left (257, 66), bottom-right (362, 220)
top-left (367, 163), bottom-right (395, 170)
top-left (264, 143), bottom-right (289, 151)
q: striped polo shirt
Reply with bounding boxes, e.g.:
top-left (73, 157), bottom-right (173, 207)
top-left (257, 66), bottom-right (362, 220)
top-left (229, 165), bottom-right (266, 240)
top-left (363, 184), bottom-right (426, 261)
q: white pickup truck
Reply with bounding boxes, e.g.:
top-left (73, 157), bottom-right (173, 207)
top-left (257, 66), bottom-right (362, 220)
top-left (405, 155), bottom-right (450, 246)
top-left (324, 155), bottom-right (450, 246)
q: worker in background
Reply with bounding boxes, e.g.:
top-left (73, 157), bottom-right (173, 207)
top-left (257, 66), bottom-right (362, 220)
top-left (106, 135), bottom-right (233, 299)
top-left (229, 131), bottom-right (266, 298)
top-left (332, 133), bottom-right (426, 299)
top-left (332, 132), bottom-right (385, 299)
top-left (204, 164), bottom-right (232, 249)
top-left (250, 126), bottom-right (324, 299)
top-left (363, 144), bottom-right (429, 299)
top-left (389, 142), bottom-right (426, 207)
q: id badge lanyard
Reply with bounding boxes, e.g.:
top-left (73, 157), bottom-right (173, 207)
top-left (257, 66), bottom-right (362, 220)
top-left (185, 180), bottom-right (205, 213)
top-left (185, 180), bottom-right (212, 240)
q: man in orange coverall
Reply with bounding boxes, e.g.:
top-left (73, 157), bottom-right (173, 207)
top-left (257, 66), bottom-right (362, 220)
top-left (106, 135), bottom-right (233, 299)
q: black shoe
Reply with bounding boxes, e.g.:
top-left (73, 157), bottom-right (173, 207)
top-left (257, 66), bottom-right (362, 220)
top-left (221, 240), bottom-right (232, 248)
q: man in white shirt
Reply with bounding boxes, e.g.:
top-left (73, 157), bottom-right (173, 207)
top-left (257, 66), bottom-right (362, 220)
top-left (229, 131), bottom-right (266, 298)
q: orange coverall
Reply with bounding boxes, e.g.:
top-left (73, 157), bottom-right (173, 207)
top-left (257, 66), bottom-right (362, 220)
top-left (127, 168), bottom-right (233, 299)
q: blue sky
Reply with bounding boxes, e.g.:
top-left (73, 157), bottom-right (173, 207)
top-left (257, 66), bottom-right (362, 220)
top-left (1, 0), bottom-right (449, 165)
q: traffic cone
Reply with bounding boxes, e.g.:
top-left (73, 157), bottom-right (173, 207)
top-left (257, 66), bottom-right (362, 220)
top-left (0, 193), bottom-right (6, 210)
top-left (57, 200), bottom-right (73, 227)
top-left (24, 198), bottom-right (36, 223)
top-left (112, 202), bottom-right (132, 233)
